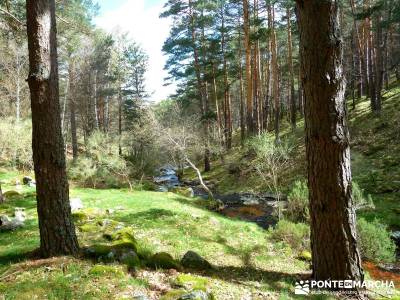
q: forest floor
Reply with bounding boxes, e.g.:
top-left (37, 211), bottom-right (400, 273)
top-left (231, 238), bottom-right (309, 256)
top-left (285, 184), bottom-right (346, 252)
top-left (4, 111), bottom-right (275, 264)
top-left (0, 84), bottom-right (400, 299)
top-left (0, 174), bottom-right (399, 299)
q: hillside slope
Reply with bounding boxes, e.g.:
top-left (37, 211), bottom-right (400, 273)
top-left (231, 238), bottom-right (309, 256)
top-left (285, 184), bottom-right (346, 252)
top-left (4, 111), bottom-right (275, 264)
top-left (185, 83), bottom-right (400, 230)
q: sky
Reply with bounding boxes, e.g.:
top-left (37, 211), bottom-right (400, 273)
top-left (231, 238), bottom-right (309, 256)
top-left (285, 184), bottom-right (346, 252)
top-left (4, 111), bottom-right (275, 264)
top-left (95, 0), bottom-right (175, 102)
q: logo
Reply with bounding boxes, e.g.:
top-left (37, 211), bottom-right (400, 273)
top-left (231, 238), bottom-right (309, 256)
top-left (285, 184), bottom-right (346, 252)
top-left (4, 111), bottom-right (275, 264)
top-left (295, 280), bottom-right (310, 295)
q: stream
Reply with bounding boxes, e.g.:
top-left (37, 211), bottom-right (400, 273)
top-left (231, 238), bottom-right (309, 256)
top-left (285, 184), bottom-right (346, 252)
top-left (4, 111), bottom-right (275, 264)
top-left (154, 165), bottom-right (285, 229)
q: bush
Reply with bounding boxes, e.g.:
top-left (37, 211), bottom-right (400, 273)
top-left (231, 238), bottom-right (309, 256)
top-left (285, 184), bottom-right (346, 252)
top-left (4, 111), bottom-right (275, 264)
top-left (357, 218), bottom-right (396, 263)
top-left (68, 131), bottom-right (130, 188)
top-left (285, 180), bottom-right (374, 223)
top-left (285, 180), bottom-right (309, 223)
top-left (0, 118), bottom-right (33, 170)
top-left (269, 220), bottom-right (310, 251)
top-left (352, 182), bottom-right (375, 210)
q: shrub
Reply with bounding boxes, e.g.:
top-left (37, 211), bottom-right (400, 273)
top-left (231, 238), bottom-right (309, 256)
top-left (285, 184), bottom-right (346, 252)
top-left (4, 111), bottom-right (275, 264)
top-left (352, 182), bottom-right (375, 211)
top-left (285, 181), bottom-right (374, 223)
top-left (68, 131), bottom-right (130, 188)
top-left (357, 218), bottom-right (396, 263)
top-left (269, 220), bottom-right (310, 251)
top-left (285, 180), bottom-right (309, 223)
top-left (0, 118), bottom-right (33, 170)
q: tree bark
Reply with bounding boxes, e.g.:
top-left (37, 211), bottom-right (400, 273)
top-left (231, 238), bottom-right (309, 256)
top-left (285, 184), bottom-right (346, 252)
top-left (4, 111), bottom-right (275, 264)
top-left (269, 4), bottom-right (280, 143)
top-left (243, 0), bottom-right (254, 134)
top-left (296, 0), bottom-right (364, 288)
top-left (68, 62), bottom-right (78, 161)
top-left (26, 0), bottom-right (79, 257)
top-left (0, 183), bottom-right (3, 203)
top-left (221, 8), bottom-right (232, 149)
top-left (287, 5), bottom-right (296, 130)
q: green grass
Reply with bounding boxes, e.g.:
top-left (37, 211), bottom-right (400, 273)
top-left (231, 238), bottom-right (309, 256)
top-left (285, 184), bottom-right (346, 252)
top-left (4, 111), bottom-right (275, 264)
top-left (1, 171), bottom-right (324, 299)
top-left (1, 84), bottom-right (400, 299)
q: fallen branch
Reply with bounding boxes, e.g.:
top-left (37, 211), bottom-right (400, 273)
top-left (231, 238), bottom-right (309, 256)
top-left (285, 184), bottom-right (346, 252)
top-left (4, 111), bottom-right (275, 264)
top-left (184, 157), bottom-right (214, 200)
top-left (0, 7), bottom-right (25, 27)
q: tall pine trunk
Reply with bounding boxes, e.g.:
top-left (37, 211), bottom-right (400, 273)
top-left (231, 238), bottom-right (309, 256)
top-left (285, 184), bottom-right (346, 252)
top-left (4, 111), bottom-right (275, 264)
top-left (287, 5), bottom-right (296, 130)
top-left (243, 0), bottom-right (254, 135)
top-left (26, 0), bottom-right (79, 257)
top-left (269, 4), bottom-right (280, 143)
top-left (68, 61), bottom-right (78, 161)
top-left (296, 0), bottom-right (364, 288)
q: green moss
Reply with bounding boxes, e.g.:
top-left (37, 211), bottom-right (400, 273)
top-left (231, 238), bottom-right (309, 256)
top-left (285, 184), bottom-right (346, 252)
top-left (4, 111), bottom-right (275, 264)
top-left (120, 251), bottom-right (141, 269)
top-left (3, 190), bottom-right (22, 199)
top-left (173, 274), bottom-right (209, 291)
top-left (147, 252), bottom-right (181, 270)
top-left (159, 289), bottom-right (187, 300)
top-left (89, 264), bottom-right (125, 277)
top-left (298, 250), bottom-right (312, 262)
top-left (86, 244), bottom-right (114, 258)
top-left (171, 187), bottom-right (193, 198)
top-left (72, 211), bottom-right (90, 222)
top-left (78, 223), bottom-right (99, 232)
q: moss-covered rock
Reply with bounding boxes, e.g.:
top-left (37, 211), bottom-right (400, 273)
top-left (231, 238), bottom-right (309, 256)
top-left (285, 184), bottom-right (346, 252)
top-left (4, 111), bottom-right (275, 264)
top-left (147, 252), bottom-right (181, 270)
top-left (181, 251), bottom-right (212, 270)
top-left (3, 190), bottom-right (22, 200)
top-left (299, 250), bottom-right (312, 262)
top-left (171, 187), bottom-right (193, 198)
top-left (72, 211), bottom-right (90, 222)
top-left (160, 289), bottom-right (187, 300)
top-left (178, 290), bottom-right (211, 300)
top-left (173, 274), bottom-right (209, 291)
top-left (119, 250), bottom-right (141, 270)
top-left (78, 223), bottom-right (99, 232)
top-left (89, 264), bottom-right (124, 277)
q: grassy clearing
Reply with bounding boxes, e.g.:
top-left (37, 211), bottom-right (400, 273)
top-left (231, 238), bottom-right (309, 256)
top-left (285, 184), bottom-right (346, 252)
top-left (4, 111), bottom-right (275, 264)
top-left (0, 171), bottom-right (316, 299)
top-left (1, 85), bottom-right (399, 299)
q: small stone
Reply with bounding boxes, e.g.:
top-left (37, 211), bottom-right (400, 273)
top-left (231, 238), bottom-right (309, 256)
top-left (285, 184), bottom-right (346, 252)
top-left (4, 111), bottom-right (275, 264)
top-left (181, 251), bottom-right (212, 270)
top-left (148, 252), bottom-right (180, 270)
top-left (178, 290), bottom-right (210, 300)
top-left (70, 198), bottom-right (83, 211)
top-left (132, 295), bottom-right (149, 300)
top-left (22, 176), bottom-right (34, 185)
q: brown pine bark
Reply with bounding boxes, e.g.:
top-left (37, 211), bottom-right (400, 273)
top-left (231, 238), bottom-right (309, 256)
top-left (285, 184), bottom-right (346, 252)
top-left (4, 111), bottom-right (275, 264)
top-left (287, 5), bottom-right (296, 130)
top-left (68, 61), bottom-right (78, 161)
top-left (296, 0), bottom-right (364, 288)
top-left (189, 0), bottom-right (210, 172)
top-left (26, 0), bottom-right (79, 257)
top-left (269, 4), bottom-right (280, 142)
top-left (221, 9), bottom-right (232, 149)
top-left (374, 12), bottom-right (383, 112)
top-left (238, 17), bottom-right (246, 145)
top-left (0, 183), bottom-right (3, 203)
top-left (243, 0), bottom-right (254, 134)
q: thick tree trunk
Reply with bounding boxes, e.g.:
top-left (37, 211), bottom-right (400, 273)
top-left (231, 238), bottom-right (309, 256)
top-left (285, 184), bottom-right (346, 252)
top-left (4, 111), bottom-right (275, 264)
top-left (26, 0), bottom-right (79, 257)
top-left (296, 0), bottom-right (364, 288)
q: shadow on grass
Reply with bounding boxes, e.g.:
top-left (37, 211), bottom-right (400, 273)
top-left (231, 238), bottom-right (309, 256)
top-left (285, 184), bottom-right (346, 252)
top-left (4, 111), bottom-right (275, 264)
top-left (0, 251), bottom-right (32, 266)
top-left (113, 208), bottom-right (177, 225)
